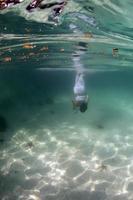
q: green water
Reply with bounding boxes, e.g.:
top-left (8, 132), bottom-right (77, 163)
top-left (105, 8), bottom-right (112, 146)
top-left (0, 1), bottom-right (133, 200)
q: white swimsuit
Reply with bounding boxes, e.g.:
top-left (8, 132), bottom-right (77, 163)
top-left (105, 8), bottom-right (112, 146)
top-left (73, 50), bottom-right (88, 103)
top-left (74, 73), bottom-right (88, 102)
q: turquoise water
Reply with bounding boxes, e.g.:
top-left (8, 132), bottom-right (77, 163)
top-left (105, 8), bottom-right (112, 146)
top-left (1, 1), bottom-right (133, 200)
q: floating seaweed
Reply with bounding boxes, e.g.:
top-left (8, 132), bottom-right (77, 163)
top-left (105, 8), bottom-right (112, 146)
top-left (3, 57), bottom-right (12, 62)
top-left (23, 43), bottom-right (35, 49)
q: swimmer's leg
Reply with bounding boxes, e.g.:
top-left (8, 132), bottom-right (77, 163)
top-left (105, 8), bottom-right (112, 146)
top-left (74, 72), bottom-right (85, 95)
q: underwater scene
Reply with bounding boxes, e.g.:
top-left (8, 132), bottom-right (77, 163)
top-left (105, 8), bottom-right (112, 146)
top-left (1, 0), bottom-right (133, 200)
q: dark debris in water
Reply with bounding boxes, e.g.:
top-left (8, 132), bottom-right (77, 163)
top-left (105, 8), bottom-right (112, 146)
top-left (97, 163), bottom-right (108, 172)
top-left (112, 48), bottom-right (119, 57)
top-left (25, 141), bottom-right (34, 149)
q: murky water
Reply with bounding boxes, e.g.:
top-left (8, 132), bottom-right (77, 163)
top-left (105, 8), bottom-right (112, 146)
top-left (0, 1), bottom-right (133, 200)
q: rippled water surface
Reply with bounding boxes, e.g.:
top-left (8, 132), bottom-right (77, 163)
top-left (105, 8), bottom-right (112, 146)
top-left (1, 1), bottom-right (133, 200)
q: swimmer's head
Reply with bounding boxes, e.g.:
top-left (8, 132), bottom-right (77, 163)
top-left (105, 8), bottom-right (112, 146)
top-left (80, 102), bottom-right (88, 113)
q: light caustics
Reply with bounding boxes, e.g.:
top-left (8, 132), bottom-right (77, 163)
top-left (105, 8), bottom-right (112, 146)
top-left (1, 123), bottom-right (133, 199)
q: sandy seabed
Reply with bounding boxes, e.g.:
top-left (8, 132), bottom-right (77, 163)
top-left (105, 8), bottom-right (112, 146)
top-left (1, 89), bottom-right (133, 200)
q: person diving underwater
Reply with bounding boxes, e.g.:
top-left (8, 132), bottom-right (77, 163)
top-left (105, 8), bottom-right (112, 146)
top-left (72, 51), bottom-right (89, 113)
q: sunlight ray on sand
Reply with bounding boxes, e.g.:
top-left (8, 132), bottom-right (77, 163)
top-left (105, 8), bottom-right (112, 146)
top-left (1, 121), bottom-right (133, 199)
